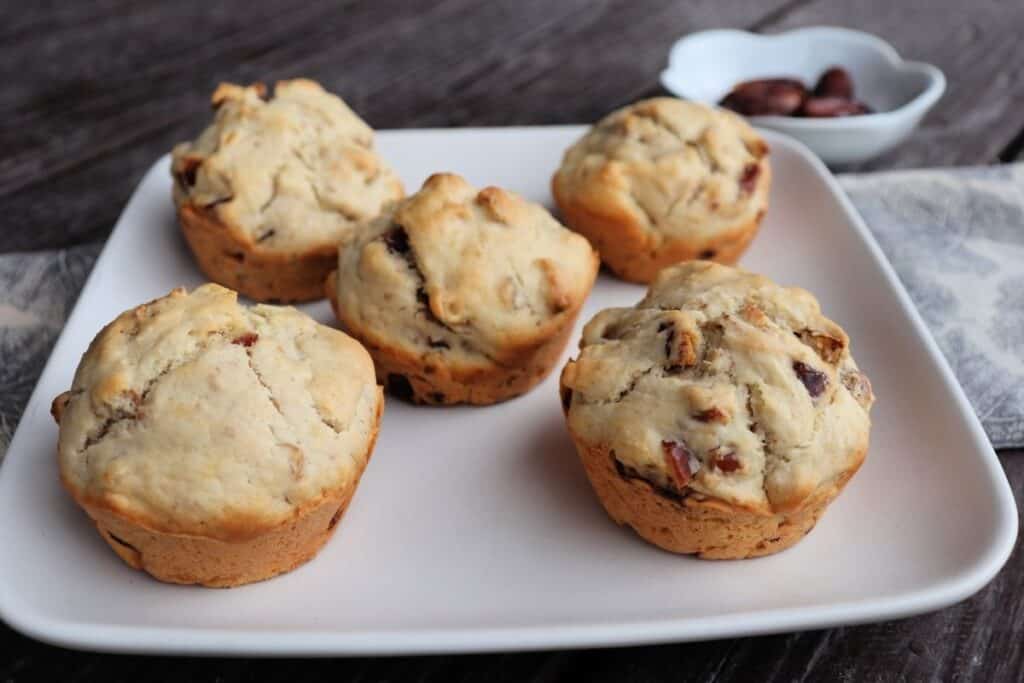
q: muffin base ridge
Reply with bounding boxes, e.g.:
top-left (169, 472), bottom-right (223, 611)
top-left (179, 204), bottom-right (338, 303)
top-left (326, 272), bottom-right (578, 406)
top-left (57, 390), bottom-right (382, 588)
top-left (568, 431), bottom-right (863, 559)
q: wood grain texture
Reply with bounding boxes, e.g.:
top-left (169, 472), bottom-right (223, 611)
top-left (0, 0), bottom-right (791, 252)
top-left (2, 1), bottom-right (1024, 681)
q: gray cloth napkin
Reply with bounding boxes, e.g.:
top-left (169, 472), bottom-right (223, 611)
top-left (839, 164), bottom-right (1024, 449)
top-left (2, 164), bottom-right (1023, 457)
top-left (0, 243), bottom-right (101, 457)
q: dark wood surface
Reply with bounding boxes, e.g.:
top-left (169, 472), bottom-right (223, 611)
top-left (3, 1), bottom-right (1023, 680)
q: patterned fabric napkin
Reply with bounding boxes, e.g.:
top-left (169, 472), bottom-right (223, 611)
top-left (1, 164), bottom-right (1023, 456)
top-left (839, 164), bottom-right (1024, 449)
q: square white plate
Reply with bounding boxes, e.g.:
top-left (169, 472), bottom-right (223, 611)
top-left (0, 126), bottom-right (1016, 656)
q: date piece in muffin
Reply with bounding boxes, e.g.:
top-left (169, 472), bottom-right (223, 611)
top-left (51, 284), bottom-right (383, 587)
top-left (171, 79), bottom-right (404, 303)
top-left (328, 172), bottom-right (599, 406)
top-left (560, 262), bottom-right (873, 559)
top-left (552, 98), bottom-right (770, 283)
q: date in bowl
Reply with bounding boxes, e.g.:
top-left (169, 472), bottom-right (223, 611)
top-left (660, 27), bottom-right (945, 165)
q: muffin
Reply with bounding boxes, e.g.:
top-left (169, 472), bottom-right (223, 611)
top-left (328, 172), bottom-right (599, 406)
top-left (171, 79), bottom-right (404, 303)
top-left (559, 262), bottom-right (873, 559)
top-left (552, 97), bottom-right (771, 283)
top-left (51, 284), bottom-right (383, 587)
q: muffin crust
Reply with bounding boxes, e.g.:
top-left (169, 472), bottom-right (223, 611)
top-left (560, 262), bottom-right (873, 557)
top-left (172, 79), bottom-right (403, 302)
top-left (553, 98), bottom-right (770, 282)
top-left (331, 173), bottom-right (599, 405)
top-left (53, 284), bottom-right (383, 586)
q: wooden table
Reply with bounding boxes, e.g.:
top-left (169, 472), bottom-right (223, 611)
top-left (3, 1), bottom-right (1023, 680)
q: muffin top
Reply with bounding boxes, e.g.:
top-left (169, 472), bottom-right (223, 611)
top-left (553, 97), bottom-right (770, 243)
top-left (54, 284), bottom-right (381, 540)
top-left (171, 79), bottom-right (403, 252)
top-left (561, 262), bottom-right (873, 514)
top-left (334, 173), bottom-right (599, 365)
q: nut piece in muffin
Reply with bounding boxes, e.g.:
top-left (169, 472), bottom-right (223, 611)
top-left (171, 79), bottom-right (404, 303)
top-left (552, 97), bottom-right (770, 283)
top-left (328, 172), bottom-right (599, 406)
top-left (560, 262), bottom-right (873, 559)
top-left (51, 284), bottom-right (383, 587)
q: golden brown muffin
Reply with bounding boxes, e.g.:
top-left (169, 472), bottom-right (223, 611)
top-left (171, 79), bottom-right (404, 302)
top-left (328, 173), bottom-right (599, 406)
top-left (52, 284), bottom-right (383, 587)
top-left (552, 98), bottom-right (770, 283)
top-left (560, 262), bottom-right (873, 558)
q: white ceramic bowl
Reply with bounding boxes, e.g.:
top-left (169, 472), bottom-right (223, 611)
top-left (660, 27), bottom-right (945, 165)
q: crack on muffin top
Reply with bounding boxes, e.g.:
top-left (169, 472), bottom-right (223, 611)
top-left (562, 261), bottom-right (873, 513)
top-left (388, 223), bottom-right (468, 343)
top-left (170, 79), bottom-right (403, 252)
